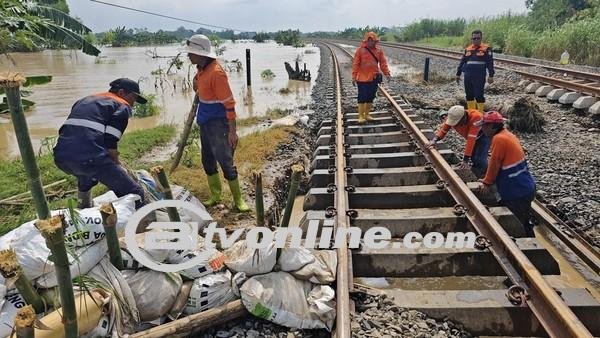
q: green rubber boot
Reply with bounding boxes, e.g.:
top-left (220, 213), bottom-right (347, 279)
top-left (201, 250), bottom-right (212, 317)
top-left (202, 174), bottom-right (222, 207)
top-left (227, 178), bottom-right (250, 212)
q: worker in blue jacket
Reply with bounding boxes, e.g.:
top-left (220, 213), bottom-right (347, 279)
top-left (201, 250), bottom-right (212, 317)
top-left (53, 78), bottom-right (147, 209)
top-left (456, 29), bottom-right (495, 111)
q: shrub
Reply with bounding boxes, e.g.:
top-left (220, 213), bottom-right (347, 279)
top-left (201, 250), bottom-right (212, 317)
top-left (505, 26), bottom-right (538, 57)
top-left (261, 69), bottom-right (275, 80)
top-left (463, 12), bottom-right (528, 50)
top-left (532, 18), bottom-right (600, 65)
top-left (132, 93), bottom-right (160, 117)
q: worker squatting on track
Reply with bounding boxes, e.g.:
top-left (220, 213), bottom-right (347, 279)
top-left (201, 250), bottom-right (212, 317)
top-left (477, 111), bottom-right (537, 237)
top-left (53, 78), bottom-right (147, 209)
top-left (429, 105), bottom-right (491, 177)
top-left (456, 30), bottom-right (495, 112)
top-left (184, 34), bottom-right (250, 212)
top-left (352, 31), bottom-right (391, 124)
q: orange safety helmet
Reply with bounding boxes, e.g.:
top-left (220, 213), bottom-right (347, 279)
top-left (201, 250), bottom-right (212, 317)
top-left (476, 111), bottom-right (506, 126)
top-left (363, 31), bottom-right (380, 42)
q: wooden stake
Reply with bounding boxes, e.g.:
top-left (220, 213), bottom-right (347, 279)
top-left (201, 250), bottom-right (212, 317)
top-left (151, 166), bottom-right (181, 222)
top-left (129, 300), bottom-right (247, 338)
top-left (99, 203), bottom-right (124, 270)
top-left (170, 95), bottom-right (199, 173)
top-left (15, 305), bottom-right (35, 338)
top-left (253, 172), bottom-right (264, 227)
top-left (0, 250), bottom-right (44, 314)
top-left (280, 164), bottom-right (303, 228)
top-left (0, 73), bottom-right (50, 219)
top-left (35, 216), bottom-right (77, 338)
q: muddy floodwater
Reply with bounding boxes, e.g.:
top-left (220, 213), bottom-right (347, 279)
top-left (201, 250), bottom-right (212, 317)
top-left (0, 41), bottom-right (320, 159)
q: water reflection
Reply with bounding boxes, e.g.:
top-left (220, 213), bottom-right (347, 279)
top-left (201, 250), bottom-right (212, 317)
top-left (0, 41), bottom-right (320, 159)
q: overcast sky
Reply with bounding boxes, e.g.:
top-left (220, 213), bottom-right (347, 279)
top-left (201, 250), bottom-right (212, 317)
top-left (68, 0), bottom-right (528, 33)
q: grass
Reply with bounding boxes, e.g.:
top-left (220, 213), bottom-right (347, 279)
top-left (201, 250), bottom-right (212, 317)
top-left (170, 125), bottom-right (295, 205)
top-left (414, 36), bottom-right (464, 49)
top-left (0, 125), bottom-right (176, 235)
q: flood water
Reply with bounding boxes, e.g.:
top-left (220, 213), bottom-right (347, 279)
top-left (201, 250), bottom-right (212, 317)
top-left (0, 41), bottom-right (320, 159)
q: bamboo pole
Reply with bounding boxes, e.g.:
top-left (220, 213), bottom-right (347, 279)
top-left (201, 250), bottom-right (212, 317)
top-left (129, 300), bottom-right (247, 338)
top-left (99, 203), bottom-right (124, 270)
top-left (35, 215), bottom-right (77, 338)
top-left (0, 250), bottom-right (45, 314)
top-left (151, 166), bottom-right (181, 222)
top-left (14, 305), bottom-right (35, 338)
top-left (0, 73), bottom-right (50, 219)
top-left (253, 172), bottom-right (264, 227)
top-left (170, 95), bottom-right (199, 173)
top-left (279, 164), bottom-right (303, 228)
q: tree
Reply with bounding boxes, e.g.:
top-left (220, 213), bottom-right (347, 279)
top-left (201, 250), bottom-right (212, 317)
top-left (0, 0), bottom-right (100, 56)
top-left (526, 0), bottom-right (591, 30)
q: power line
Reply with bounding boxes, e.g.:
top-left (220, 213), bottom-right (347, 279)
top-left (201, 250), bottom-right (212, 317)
top-left (89, 0), bottom-right (249, 33)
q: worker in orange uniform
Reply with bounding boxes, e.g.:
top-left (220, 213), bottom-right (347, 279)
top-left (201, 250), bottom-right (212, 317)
top-left (183, 34), bottom-right (249, 212)
top-left (428, 105), bottom-right (490, 177)
top-left (477, 111), bottom-right (536, 237)
top-left (456, 30), bottom-right (494, 111)
top-left (351, 31), bottom-right (391, 123)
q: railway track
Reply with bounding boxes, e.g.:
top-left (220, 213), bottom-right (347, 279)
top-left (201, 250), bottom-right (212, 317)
top-left (301, 41), bottom-right (600, 337)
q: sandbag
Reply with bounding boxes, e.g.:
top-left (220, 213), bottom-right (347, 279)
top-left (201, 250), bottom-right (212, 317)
top-left (20, 289), bottom-right (108, 338)
top-left (168, 281), bottom-right (193, 320)
top-left (166, 235), bottom-right (225, 280)
top-left (86, 258), bottom-right (140, 336)
top-left (81, 315), bottom-right (110, 338)
top-left (0, 194), bottom-right (137, 282)
top-left (290, 250), bottom-right (337, 284)
top-left (123, 270), bottom-right (182, 322)
top-left (240, 271), bottom-right (336, 330)
top-left (35, 239), bottom-right (108, 288)
top-left (224, 240), bottom-right (276, 276)
top-left (278, 247), bottom-right (315, 272)
top-left (183, 270), bottom-right (235, 315)
top-left (0, 293), bottom-right (26, 338)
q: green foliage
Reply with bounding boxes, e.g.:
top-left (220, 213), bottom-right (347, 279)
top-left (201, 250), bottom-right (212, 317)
top-left (463, 13), bottom-right (528, 50)
top-left (0, 125), bottom-right (176, 234)
top-left (532, 17), bottom-right (600, 65)
top-left (527, 0), bottom-right (591, 30)
top-left (505, 27), bottom-right (538, 57)
top-left (132, 93), bottom-right (160, 118)
top-left (414, 35), bottom-right (464, 48)
top-left (208, 34), bottom-right (226, 56)
top-left (399, 18), bottom-right (466, 42)
top-left (274, 29), bottom-right (304, 47)
top-left (0, 0), bottom-right (99, 55)
top-left (97, 27), bottom-right (178, 47)
top-left (261, 69), bottom-right (275, 80)
top-left (253, 32), bottom-right (270, 43)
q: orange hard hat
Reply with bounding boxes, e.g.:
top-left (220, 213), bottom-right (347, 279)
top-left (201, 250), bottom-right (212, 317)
top-left (363, 31), bottom-right (379, 42)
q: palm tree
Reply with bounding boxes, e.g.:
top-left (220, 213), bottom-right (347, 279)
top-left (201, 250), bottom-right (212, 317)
top-left (0, 0), bottom-right (100, 56)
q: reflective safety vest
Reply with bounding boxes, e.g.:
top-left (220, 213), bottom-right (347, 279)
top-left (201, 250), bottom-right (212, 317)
top-left (352, 44), bottom-right (390, 83)
top-left (435, 109), bottom-right (483, 157)
top-left (54, 92), bottom-right (131, 162)
top-left (195, 60), bottom-right (236, 125)
top-left (482, 129), bottom-right (536, 200)
top-left (456, 43), bottom-right (495, 77)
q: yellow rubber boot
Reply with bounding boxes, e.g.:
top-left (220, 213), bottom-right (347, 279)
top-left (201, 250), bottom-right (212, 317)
top-left (365, 103), bottom-right (374, 121)
top-left (466, 100), bottom-right (476, 110)
top-left (357, 103), bottom-right (366, 124)
top-left (228, 178), bottom-right (250, 212)
top-left (476, 102), bottom-right (485, 112)
top-left (202, 173), bottom-right (222, 207)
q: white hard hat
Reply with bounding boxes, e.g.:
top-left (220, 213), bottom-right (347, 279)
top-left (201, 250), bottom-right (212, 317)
top-left (446, 105), bottom-right (466, 126)
top-left (181, 34), bottom-right (216, 58)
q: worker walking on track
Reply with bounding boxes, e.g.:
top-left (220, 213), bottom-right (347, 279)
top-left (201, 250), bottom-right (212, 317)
top-left (456, 30), bottom-right (494, 111)
top-left (352, 31), bottom-right (391, 124)
top-left (53, 78), bottom-right (147, 209)
top-left (183, 34), bottom-right (249, 212)
top-left (429, 105), bottom-right (490, 177)
top-left (477, 111), bottom-right (536, 237)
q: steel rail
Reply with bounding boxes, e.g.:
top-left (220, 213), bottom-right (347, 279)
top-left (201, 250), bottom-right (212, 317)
top-left (333, 39), bottom-right (600, 97)
top-left (322, 43), bottom-right (352, 338)
top-left (385, 42), bottom-right (600, 82)
top-left (326, 41), bottom-right (594, 338)
top-left (327, 38), bottom-right (600, 273)
top-left (532, 200), bottom-right (600, 274)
